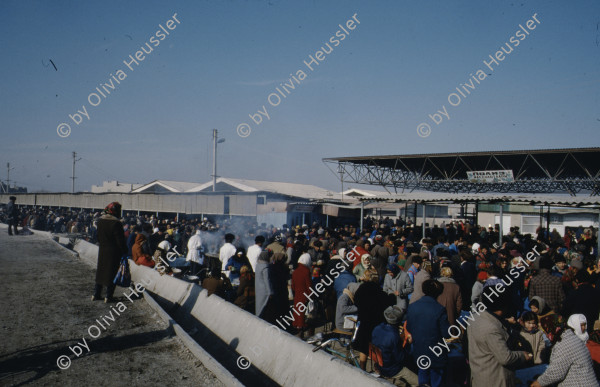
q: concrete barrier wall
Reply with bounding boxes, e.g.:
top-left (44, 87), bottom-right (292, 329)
top-left (72, 239), bottom-right (391, 387)
top-left (73, 239), bottom-right (99, 267)
top-left (70, 239), bottom-right (244, 387)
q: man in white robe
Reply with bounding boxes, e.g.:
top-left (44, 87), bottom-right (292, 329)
top-left (247, 235), bottom-right (265, 272)
top-left (219, 233), bottom-right (237, 276)
top-left (186, 230), bottom-right (203, 274)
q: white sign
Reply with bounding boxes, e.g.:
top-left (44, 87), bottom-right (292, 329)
top-left (467, 170), bottom-right (514, 183)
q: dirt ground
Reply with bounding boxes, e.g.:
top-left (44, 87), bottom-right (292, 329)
top-left (0, 226), bottom-right (225, 387)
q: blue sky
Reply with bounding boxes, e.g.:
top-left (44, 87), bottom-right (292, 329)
top-left (0, 0), bottom-right (598, 192)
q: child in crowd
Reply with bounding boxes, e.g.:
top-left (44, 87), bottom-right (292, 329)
top-left (529, 296), bottom-right (565, 345)
top-left (519, 311), bottom-right (547, 364)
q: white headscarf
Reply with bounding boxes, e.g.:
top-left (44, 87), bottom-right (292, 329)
top-left (298, 253), bottom-right (312, 268)
top-left (567, 314), bottom-right (589, 342)
top-left (158, 240), bottom-right (171, 251)
top-left (361, 254), bottom-right (372, 268)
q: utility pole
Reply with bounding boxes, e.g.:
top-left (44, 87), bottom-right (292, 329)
top-left (6, 163), bottom-right (15, 193)
top-left (211, 129), bottom-right (225, 192)
top-left (71, 152), bottom-right (81, 193)
top-left (212, 130), bottom-right (217, 191)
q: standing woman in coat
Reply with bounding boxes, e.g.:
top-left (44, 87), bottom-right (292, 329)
top-left (353, 268), bottom-right (396, 370)
top-left (292, 253), bottom-right (313, 338)
top-left (255, 250), bottom-right (274, 319)
top-left (270, 252), bottom-right (291, 326)
top-left (436, 266), bottom-right (462, 326)
top-left (93, 202), bottom-right (128, 303)
top-left (410, 259), bottom-right (432, 304)
top-left (383, 264), bottom-right (414, 313)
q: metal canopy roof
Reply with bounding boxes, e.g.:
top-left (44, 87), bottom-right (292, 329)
top-left (355, 192), bottom-right (600, 207)
top-left (323, 147), bottom-right (600, 196)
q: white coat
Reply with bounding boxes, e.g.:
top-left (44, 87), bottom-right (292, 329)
top-left (186, 231), bottom-right (203, 264)
top-left (220, 242), bottom-right (237, 273)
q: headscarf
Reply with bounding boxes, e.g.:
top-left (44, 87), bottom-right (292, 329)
top-left (298, 253), bottom-right (312, 268)
top-left (361, 254), bottom-right (371, 267)
top-left (530, 296), bottom-right (547, 314)
top-left (103, 202), bottom-right (122, 217)
top-left (384, 306), bottom-right (404, 325)
top-left (477, 271), bottom-right (489, 282)
top-left (422, 260), bottom-right (433, 273)
top-left (567, 314), bottom-right (589, 342)
top-left (158, 240), bottom-right (171, 251)
top-left (234, 247), bottom-right (246, 261)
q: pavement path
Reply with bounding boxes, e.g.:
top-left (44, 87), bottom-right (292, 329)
top-left (0, 226), bottom-right (224, 387)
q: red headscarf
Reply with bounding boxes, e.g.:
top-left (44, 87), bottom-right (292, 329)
top-left (103, 202), bottom-right (122, 217)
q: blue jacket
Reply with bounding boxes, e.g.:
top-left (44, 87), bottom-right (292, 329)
top-left (226, 256), bottom-right (250, 283)
top-left (406, 296), bottom-right (451, 369)
top-left (126, 231), bottom-right (137, 257)
top-left (334, 271), bottom-right (357, 299)
top-left (371, 323), bottom-right (408, 377)
top-left (407, 264), bottom-right (419, 284)
top-left (449, 243), bottom-right (459, 255)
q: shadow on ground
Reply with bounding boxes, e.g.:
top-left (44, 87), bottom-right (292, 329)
top-left (0, 329), bottom-right (171, 386)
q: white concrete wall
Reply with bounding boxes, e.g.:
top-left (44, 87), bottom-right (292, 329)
top-left (71, 239), bottom-right (392, 387)
top-left (0, 192), bottom-right (258, 216)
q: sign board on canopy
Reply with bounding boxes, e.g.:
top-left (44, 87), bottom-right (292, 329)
top-left (467, 170), bottom-right (514, 183)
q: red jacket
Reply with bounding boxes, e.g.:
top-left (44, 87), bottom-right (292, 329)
top-left (291, 263), bottom-right (312, 328)
top-left (132, 234), bottom-right (155, 268)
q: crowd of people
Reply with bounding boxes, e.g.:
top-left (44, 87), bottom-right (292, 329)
top-left (0, 200), bottom-right (99, 237)
top-left (117, 205), bottom-right (600, 386)
top-left (4, 198), bottom-right (600, 386)
top-left (0, 199), bottom-right (258, 251)
top-left (207, 222), bottom-right (598, 387)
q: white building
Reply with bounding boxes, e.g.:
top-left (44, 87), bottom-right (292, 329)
top-left (91, 181), bottom-right (143, 193)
